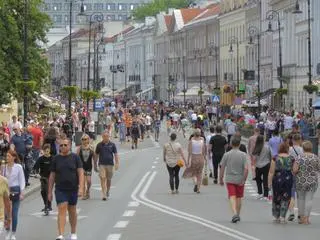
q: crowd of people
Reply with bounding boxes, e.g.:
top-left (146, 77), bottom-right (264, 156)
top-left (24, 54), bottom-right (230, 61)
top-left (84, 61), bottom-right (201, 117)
top-left (0, 100), bottom-right (318, 239)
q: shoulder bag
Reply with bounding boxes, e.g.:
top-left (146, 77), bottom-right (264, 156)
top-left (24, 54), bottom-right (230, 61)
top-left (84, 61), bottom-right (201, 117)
top-left (168, 143), bottom-right (184, 167)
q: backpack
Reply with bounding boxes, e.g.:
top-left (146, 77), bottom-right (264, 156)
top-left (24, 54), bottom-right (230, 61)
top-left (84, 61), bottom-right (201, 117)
top-left (131, 124), bottom-right (139, 135)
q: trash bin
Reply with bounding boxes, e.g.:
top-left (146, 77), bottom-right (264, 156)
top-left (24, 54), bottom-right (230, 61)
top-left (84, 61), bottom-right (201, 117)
top-left (74, 131), bottom-right (83, 146)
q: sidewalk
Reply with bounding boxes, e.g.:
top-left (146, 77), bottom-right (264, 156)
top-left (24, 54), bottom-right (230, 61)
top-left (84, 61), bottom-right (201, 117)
top-left (24, 176), bottom-right (41, 199)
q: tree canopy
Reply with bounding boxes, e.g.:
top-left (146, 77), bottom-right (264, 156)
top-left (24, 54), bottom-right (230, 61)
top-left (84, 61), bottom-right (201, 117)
top-left (0, 0), bottom-right (52, 105)
top-left (132, 0), bottom-right (193, 20)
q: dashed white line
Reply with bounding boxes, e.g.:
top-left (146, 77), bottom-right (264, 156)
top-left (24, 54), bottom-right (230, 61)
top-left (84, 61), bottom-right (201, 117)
top-left (123, 210), bottom-right (136, 217)
top-left (128, 201), bottom-right (140, 207)
top-left (151, 166), bottom-right (156, 169)
top-left (153, 161), bottom-right (158, 164)
top-left (106, 234), bottom-right (122, 240)
top-left (114, 221), bottom-right (129, 228)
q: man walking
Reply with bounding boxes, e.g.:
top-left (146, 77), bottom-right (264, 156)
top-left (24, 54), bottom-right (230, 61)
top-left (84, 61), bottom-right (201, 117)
top-left (48, 138), bottom-right (84, 240)
top-left (94, 131), bottom-right (119, 200)
top-left (220, 135), bottom-right (249, 223)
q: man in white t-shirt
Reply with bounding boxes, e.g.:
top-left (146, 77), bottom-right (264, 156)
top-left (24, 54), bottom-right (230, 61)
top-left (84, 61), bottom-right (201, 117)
top-left (145, 114), bottom-right (152, 137)
top-left (206, 126), bottom-right (215, 178)
top-left (284, 113), bottom-right (294, 131)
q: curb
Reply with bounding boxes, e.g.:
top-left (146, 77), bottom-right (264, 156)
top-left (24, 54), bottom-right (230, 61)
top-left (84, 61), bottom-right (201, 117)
top-left (23, 180), bottom-right (41, 199)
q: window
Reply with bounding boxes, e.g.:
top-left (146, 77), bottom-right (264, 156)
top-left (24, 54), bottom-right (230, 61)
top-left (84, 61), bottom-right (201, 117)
top-left (122, 15), bottom-right (127, 20)
top-left (118, 4), bottom-right (123, 10)
top-left (64, 3), bottom-right (69, 11)
top-left (107, 15), bottom-right (115, 21)
top-left (94, 3), bottom-right (104, 10)
top-left (118, 15), bottom-right (122, 21)
top-left (130, 4), bottom-right (134, 10)
top-left (85, 4), bottom-right (92, 11)
top-left (106, 3), bottom-right (115, 11)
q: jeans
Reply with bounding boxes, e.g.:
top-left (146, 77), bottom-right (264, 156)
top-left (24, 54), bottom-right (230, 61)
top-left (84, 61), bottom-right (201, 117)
top-left (297, 190), bottom-right (315, 217)
top-left (166, 165), bottom-right (180, 191)
top-left (212, 154), bottom-right (223, 180)
top-left (255, 163), bottom-right (270, 197)
top-left (7, 186), bottom-right (20, 233)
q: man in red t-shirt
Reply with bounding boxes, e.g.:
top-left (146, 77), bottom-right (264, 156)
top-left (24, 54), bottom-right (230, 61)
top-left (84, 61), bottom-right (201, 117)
top-left (28, 121), bottom-right (44, 162)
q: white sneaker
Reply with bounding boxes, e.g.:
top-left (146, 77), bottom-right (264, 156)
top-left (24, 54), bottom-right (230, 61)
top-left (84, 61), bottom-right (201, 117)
top-left (11, 234), bottom-right (16, 240)
top-left (5, 231), bottom-right (11, 240)
top-left (70, 233), bottom-right (77, 240)
top-left (55, 235), bottom-right (64, 240)
top-left (256, 194), bottom-right (263, 200)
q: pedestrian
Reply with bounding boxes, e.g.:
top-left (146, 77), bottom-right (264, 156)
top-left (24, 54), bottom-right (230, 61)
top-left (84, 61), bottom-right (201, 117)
top-left (248, 128), bottom-right (260, 180)
top-left (48, 138), bottom-right (84, 240)
top-left (154, 115), bottom-right (161, 142)
top-left (287, 134), bottom-right (303, 221)
top-left (163, 133), bottom-right (186, 194)
top-left (76, 134), bottom-right (94, 200)
top-left (252, 135), bottom-right (271, 200)
top-left (94, 131), bottom-right (119, 201)
top-left (0, 129), bottom-right (10, 160)
top-left (209, 125), bottom-right (227, 184)
top-left (226, 118), bottom-right (237, 145)
top-left (206, 126), bottom-right (215, 178)
top-left (293, 141), bottom-right (320, 225)
top-left (268, 143), bottom-right (295, 224)
top-left (0, 174), bottom-right (11, 238)
top-left (183, 128), bottom-right (206, 193)
top-left (33, 144), bottom-right (53, 214)
top-left (130, 120), bottom-right (140, 149)
top-left (268, 129), bottom-right (282, 158)
top-left (118, 119), bottom-right (126, 144)
top-left (43, 127), bottom-right (58, 156)
top-left (3, 150), bottom-right (25, 240)
top-left (219, 135), bottom-right (249, 223)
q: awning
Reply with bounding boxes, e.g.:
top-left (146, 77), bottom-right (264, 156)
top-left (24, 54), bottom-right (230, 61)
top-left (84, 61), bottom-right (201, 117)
top-left (135, 87), bottom-right (154, 97)
top-left (312, 98), bottom-right (320, 107)
top-left (40, 94), bottom-right (52, 103)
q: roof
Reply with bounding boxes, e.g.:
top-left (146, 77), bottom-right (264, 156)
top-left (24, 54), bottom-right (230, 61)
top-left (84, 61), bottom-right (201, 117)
top-left (103, 26), bottom-right (134, 43)
top-left (197, 3), bottom-right (220, 19)
top-left (180, 8), bottom-right (205, 24)
top-left (62, 28), bottom-right (89, 41)
top-left (164, 15), bottom-right (172, 29)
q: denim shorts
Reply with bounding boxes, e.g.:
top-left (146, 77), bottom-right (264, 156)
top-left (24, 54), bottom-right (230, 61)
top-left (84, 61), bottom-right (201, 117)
top-left (55, 189), bottom-right (78, 206)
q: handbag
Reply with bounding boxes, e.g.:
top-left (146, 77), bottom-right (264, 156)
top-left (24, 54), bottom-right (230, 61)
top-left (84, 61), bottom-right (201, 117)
top-left (9, 192), bottom-right (20, 202)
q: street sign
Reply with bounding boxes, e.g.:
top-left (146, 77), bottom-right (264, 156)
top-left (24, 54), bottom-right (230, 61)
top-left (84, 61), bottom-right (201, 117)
top-left (212, 95), bottom-right (220, 103)
top-left (94, 99), bottom-right (105, 111)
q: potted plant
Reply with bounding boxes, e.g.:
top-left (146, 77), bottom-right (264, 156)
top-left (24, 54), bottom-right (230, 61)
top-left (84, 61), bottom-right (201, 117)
top-left (213, 87), bottom-right (220, 95)
top-left (276, 88), bottom-right (288, 96)
top-left (303, 84), bottom-right (318, 94)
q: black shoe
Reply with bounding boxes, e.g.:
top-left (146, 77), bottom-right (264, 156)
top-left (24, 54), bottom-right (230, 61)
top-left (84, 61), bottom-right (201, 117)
top-left (252, 177), bottom-right (256, 181)
top-left (131, 145), bottom-right (134, 149)
top-left (213, 179), bottom-right (218, 184)
top-left (193, 185), bottom-right (198, 193)
top-left (209, 172), bottom-right (213, 178)
top-left (48, 206), bottom-right (53, 211)
top-left (231, 215), bottom-right (240, 223)
top-left (102, 197), bottom-right (107, 201)
top-left (41, 208), bottom-right (46, 212)
top-left (288, 214), bottom-right (295, 221)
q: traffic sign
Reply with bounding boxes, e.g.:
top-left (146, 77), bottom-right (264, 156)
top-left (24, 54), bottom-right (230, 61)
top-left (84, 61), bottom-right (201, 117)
top-left (212, 95), bottom-right (220, 103)
top-left (94, 99), bottom-right (105, 111)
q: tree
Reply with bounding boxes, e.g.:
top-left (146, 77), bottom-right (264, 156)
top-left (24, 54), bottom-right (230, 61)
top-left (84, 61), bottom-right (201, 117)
top-left (132, 0), bottom-right (193, 20)
top-left (0, 0), bottom-right (51, 105)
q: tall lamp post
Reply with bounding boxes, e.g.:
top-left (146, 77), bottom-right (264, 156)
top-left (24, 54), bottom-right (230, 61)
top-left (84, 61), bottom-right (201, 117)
top-left (209, 43), bottom-right (219, 92)
top-left (248, 26), bottom-right (261, 112)
top-left (229, 37), bottom-right (240, 93)
top-left (23, 0), bottom-right (28, 126)
top-left (293, 0), bottom-right (313, 112)
top-left (194, 49), bottom-right (203, 105)
top-left (266, 10), bottom-right (283, 109)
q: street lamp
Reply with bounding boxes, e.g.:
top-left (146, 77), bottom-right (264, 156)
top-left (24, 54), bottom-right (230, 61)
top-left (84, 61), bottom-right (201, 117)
top-left (23, 0), bottom-right (28, 126)
top-left (293, 0), bottom-right (313, 112)
top-left (248, 26), bottom-right (261, 112)
top-left (266, 10), bottom-right (283, 89)
top-left (209, 43), bottom-right (219, 92)
top-left (79, 2), bottom-right (104, 109)
top-left (229, 37), bottom-right (240, 94)
top-left (194, 49), bottom-right (203, 105)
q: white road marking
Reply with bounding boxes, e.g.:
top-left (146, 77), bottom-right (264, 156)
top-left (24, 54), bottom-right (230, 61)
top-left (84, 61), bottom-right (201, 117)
top-left (247, 190), bottom-right (256, 193)
top-left (156, 157), bottom-right (159, 160)
top-left (150, 136), bottom-right (160, 148)
top-left (245, 186), bottom-right (254, 190)
top-left (128, 201), bottom-right (140, 207)
top-left (153, 161), bottom-right (158, 164)
top-left (151, 166), bottom-right (156, 169)
top-left (118, 146), bottom-right (158, 156)
top-left (106, 234), bottom-right (122, 240)
top-left (123, 210), bottom-right (136, 217)
top-left (31, 208), bottom-right (88, 221)
top-left (114, 221), bottom-right (129, 228)
top-left (250, 194), bottom-right (259, 197)
top-left (131, 172), bottom-right (261, 240)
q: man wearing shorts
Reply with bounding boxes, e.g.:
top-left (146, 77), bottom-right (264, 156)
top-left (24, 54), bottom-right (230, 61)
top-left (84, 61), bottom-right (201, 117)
top-left (48, 138), bottom-right (84, 240)
top-left (220, 135), bottom-right (249, 223)
top-left (94, 131), bottom-right (119, 200)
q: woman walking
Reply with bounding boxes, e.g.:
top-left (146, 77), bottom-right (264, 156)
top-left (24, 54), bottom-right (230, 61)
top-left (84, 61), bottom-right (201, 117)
top-left (3, 150), bottom-right (25, 240)
top-left (76, 134), bottom-right (94, 200)
top-left (163, 133), bottom-right (186, 194)
top-left (252, 135), bottom-right (271, 200)
top-left (294, 141), bottom-right (320, 225)
top-left (268, 143), bottom-right (295, 224)
top-left (183, 129), bottom-right (206, 193)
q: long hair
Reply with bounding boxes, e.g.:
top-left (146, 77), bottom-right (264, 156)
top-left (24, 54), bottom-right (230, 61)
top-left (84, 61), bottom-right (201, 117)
top-left (252, 135), bottom-right (264, 156)
top-left (7, 149), bottom-right (21, 164)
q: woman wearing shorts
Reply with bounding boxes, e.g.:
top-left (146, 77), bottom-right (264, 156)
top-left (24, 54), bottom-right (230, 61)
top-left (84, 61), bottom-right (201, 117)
top-left (76, 134), bottom-right (94, 200)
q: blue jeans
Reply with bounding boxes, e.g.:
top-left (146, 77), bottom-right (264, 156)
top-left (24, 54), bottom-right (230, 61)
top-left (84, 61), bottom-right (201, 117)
top-left (7, 186), bottom-right (20, 232)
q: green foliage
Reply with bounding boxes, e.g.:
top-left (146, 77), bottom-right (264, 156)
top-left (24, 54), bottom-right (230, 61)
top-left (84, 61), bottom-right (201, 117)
top-left (276, 88), bottom-right (288, 96)
top-left (80, 90), bottom-right (100, 101)
top-left (303, 84), bottom-right (318, 94)
top-left (62, 86), bottom-right (79, 100)
top-left (132, 0), bottom-right (192, 20)
top-left (0, 0), bottom-right (52, 105)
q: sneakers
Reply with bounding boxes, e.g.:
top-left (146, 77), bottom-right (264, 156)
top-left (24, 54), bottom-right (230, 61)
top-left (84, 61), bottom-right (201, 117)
top-left (70, 234), bottom-right (77, 240)
top-left (231, 215), bottom-right (240, 223)
top-left (256, 194), bottom-right (263, 200)
top-left (11, 234), bottom-right (16, 240)
top-left (5, 231), bottom-right (11, 240)
top-left (288, 214), bottom-right (295, 222)
top-left (55, 235), bottom-right (64, 240)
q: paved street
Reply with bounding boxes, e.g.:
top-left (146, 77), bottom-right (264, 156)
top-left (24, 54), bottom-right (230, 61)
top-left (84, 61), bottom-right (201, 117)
top-left (18, 127), bottom-right (320, 240)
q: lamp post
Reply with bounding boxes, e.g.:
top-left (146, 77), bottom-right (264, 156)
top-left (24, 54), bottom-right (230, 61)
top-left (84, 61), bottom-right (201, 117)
top-left (182, 56), bottom-right (187, 107)
top-left (110, 65), bottom-right (117, 101)
top-left (194, 49), bottom-right (203, 105)
top-left (229, 37), bottom-right (240, 93)
top-left (210, 43), bottom-right (219, 92)
top-left (23, 0), bottom-right (28, 126)
top-left (293, 0), bottom-right (313, 112)
top-left (266, 10), bottom-right (283, 89)
top-left (248, 26), bottom-right (261, 112)
top-left (79, 1), bottom-right (104, 109)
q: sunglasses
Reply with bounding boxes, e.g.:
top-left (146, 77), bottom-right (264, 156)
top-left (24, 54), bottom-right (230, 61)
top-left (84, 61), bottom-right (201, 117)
top-left (13, 129), bottom-right (17, 131)
top-left (82, 138), bottom-right (89, 141)
top-left (60, 144), bottom-right (68, 147)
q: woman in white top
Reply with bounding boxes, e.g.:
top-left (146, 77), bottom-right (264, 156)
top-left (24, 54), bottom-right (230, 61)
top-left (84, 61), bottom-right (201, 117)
top-left (183, 129), bottom-right (206, 193)
top-left (163, 133), bottom-right (186, 194)
top-left (3, 149), bottom-right (25, 240)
